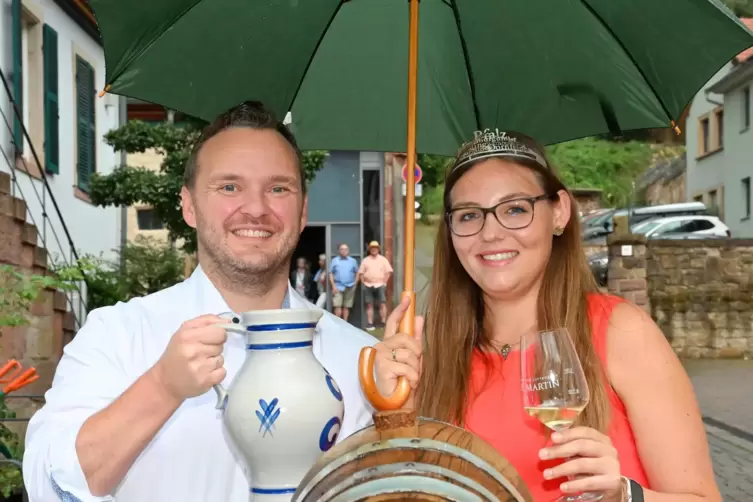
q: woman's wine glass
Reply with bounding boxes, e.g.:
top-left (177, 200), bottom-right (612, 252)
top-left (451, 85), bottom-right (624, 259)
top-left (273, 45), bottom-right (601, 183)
top-left (520, 328), bottom-right (601, 502)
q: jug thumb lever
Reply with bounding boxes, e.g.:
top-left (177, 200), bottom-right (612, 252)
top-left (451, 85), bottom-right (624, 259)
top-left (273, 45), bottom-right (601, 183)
top-left (214, 384), bottom-right (228, 410)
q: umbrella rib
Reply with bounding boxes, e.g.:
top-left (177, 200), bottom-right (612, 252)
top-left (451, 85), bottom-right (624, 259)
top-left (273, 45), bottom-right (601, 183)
top-left (287, 2), bottom-right (345, 113)
top-left (449, 0), bottom-right (481, 130)
top-left (576, 0), bottom-right (675, 124)
top-left (105, 0), bottom-right (208, 89)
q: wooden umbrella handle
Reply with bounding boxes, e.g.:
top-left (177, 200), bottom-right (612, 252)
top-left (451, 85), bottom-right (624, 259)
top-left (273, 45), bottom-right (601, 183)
top-left (358, 291), bottom-right (415, 411)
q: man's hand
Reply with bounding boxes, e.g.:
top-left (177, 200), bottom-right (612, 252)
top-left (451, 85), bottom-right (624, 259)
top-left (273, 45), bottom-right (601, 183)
top-left (151, 314), bottom-right (228, 402)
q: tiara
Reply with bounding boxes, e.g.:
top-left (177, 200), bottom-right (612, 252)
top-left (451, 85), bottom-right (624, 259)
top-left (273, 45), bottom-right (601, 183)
top-left (452, 129), bottom-right (548, 172)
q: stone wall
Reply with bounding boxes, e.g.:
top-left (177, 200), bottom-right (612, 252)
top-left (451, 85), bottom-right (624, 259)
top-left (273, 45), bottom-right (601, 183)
top-left (0, 171), bottom-right (75, 437)
top-left (647, 239), bottom-right (753, 358)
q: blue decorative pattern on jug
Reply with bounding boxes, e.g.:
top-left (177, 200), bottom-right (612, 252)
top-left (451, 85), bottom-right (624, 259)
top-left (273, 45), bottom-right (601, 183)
top-left (256, 398), bottom-right (281, 438)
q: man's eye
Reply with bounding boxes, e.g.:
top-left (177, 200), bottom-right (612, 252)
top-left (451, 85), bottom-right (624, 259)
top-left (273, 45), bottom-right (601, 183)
top-left (271, 186), bottom-right (289, 193)
top-left (221, 184), bottom-right (237, 192)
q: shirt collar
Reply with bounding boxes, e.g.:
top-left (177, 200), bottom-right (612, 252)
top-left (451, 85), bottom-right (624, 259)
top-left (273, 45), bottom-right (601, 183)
top-left (188, 264), bottom-right (296, 315)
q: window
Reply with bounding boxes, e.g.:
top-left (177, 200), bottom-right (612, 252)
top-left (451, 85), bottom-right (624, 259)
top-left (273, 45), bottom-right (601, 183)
top-left (708, 189), bottom-right (718, 214)
top-left (11, 0), bottom-right (44, 163)
top-left (744, 87), bottom-right (751, 130)
top-left (76, 55), bottom-right (96, 192)
top-left (699, 116), bottom-right (710, 155)
top-left (715, 109), bottom-right (724, 148)
top-left (136, 208), bottom-right (164, 230)
top-left (43, 24), bottom-right (58, 174)
top-left (743, 177), bottom-right (751, 219)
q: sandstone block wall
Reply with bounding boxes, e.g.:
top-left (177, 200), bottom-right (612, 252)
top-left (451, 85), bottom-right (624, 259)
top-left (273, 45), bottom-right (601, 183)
top-left (0, 171), bottom-right (76, 437)
top-left (647, 239), bottom-right (753, 358)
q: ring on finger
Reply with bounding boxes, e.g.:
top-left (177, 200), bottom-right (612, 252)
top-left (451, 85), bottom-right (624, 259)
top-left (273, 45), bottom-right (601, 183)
top-left (391, 348), bottom-right (397, 361)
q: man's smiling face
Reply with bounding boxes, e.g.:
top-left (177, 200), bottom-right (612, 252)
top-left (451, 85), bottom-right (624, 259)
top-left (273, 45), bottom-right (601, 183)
top-left (181, 127), bottom-right (307, 279)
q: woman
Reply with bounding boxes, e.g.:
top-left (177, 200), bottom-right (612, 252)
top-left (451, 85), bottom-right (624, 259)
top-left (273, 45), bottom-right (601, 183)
top-left (374, 130), bottom-right (721, 502)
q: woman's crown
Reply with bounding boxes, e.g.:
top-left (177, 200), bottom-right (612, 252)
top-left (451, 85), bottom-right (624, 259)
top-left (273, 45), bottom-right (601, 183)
top-left (453, 129), bottom-right (548, 172)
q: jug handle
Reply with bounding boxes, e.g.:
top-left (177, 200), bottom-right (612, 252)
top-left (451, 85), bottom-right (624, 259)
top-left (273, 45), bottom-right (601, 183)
top-left (358, 291), bottom-right (414, 411)
top-left (212, 317), bottom-right (247, 411)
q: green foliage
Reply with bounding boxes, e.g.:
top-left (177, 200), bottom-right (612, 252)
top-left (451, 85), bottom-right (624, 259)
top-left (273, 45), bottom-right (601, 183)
top-left (722, 0), bottom-right (753, 16)
top-left (54, 236), bottom-right (187, 312)
top-left (0, 265), bottom-right (71, 497)
top-left (89, 119), bottom-right (327, 253)
top-left (546, 137), bottom-right (654, 207)
top-left (0, 265), bottom-right (70, 329)
top-left (417, 154), bottom-right (452, 188)
top-left (0, 396), bottom-right (23, 498)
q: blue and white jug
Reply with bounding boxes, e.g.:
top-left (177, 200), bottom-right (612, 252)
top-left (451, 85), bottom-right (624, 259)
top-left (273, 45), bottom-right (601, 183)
top-left (213, 308), bottom-right (344, 501)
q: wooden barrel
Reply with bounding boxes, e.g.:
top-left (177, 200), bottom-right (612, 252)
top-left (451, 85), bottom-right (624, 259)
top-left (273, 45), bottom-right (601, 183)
top-left (293, 410), bottom-right (533, 502)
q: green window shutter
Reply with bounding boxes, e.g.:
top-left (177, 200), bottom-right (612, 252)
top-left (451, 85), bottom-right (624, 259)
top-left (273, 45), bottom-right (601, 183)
top-left (76, 56), bottom-right (96, 192)
top-left (11, 0), bottom-right (23, 155)
top-left (43, 24), bottom-right (59, 174)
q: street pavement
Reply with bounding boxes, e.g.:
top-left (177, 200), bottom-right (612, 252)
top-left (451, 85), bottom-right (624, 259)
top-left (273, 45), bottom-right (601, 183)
top-left (684, 359), bottom-right (753, 501)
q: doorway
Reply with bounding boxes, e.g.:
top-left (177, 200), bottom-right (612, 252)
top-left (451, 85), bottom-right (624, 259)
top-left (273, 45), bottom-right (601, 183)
top-left (291, 225), bottom-right (327, 303)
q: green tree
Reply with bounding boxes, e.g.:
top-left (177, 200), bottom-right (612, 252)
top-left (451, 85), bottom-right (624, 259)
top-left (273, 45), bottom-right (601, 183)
top-left (89, 120), bottom-right (328, 253)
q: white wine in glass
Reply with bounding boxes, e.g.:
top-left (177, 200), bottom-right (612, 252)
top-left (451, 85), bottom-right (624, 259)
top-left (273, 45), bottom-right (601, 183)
top-left (520, 328), bottom-right (601, 502)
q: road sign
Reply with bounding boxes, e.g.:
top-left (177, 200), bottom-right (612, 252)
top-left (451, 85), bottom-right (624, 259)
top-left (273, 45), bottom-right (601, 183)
top-left (414, 212), bottom-right (422, 220)
top-left (402, 163), bottom-right (423, 184)
top-left (402, 183), bottom-right (423, 197)
top-left (414, 201), bottom-right (420, 209)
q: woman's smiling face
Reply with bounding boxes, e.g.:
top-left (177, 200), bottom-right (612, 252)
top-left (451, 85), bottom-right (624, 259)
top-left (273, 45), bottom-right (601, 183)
top-left (447, 158), bottom-right (570, 300)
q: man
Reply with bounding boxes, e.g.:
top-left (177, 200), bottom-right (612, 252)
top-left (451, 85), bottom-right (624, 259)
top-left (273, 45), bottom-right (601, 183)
top-left (329, 244), bottom-right (359, 321)
top-left (23, 101), bottom-right (378, 501)
top-left (358, 241), bottom-right (393, 330)
top-left (290, 256), bottom-right (316, 303)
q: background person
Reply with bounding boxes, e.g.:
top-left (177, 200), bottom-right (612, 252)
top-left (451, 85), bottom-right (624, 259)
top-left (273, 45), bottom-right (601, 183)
top-left (329, 243), bottom-right (359, 321)
top-left (358, 241), bottom-right (393, 330)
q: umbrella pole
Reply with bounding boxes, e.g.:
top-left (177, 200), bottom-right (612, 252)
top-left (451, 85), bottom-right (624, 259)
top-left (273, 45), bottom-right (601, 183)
top-left (356, 0), bottom-right (420, 412)
top-left (399, 0), bottom-right (420, 340)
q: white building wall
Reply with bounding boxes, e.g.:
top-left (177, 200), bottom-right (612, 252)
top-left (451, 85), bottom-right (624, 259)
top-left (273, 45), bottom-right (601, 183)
top-left (0, 0), bottom-right (121, 266)
top-left (1, 0), bottom-right (123, 322)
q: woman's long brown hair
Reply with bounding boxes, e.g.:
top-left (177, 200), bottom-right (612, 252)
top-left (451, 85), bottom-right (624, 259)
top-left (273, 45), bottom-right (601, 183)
top-left (416, 132), bottom-right (610, 433)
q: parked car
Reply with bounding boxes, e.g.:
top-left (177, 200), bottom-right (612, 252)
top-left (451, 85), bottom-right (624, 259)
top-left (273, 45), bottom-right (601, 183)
top-left (581, 202), bottom-right (709, 241)
top-left (631, 215), bottom-right (730, 238)
top-left (587, 216), bottom-right (729, 286)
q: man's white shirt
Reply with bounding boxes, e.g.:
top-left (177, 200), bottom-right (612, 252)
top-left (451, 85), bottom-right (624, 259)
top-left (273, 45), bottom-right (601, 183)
top-left (23, 266), bottom-right (378, 501)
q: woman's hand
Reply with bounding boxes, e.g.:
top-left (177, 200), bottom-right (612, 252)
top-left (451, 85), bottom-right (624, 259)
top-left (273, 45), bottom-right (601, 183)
top-left (540, 427), bottom-right (624, 501)
top-left (373, 296), bottom-right (424, 398)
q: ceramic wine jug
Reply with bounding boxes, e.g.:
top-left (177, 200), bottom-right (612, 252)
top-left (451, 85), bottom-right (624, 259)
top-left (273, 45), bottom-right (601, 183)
top-left (214, 308), bottom-right (345, 501)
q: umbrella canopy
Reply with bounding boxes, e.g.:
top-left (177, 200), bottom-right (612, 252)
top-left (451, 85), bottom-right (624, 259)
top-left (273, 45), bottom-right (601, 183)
top-left (91, 0), bottom-right (753, 156)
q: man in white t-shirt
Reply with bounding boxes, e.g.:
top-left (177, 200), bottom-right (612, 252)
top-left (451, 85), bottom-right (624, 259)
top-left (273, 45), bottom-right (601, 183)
top-left (23, 101), bottom-right (378, 502)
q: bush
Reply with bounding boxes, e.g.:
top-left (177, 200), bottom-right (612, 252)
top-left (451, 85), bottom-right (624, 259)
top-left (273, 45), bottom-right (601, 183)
top-left (54, 236), bottom-right (187, 311)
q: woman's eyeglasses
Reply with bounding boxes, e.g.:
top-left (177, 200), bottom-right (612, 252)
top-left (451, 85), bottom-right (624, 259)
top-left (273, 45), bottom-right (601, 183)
top-left (446, 194), bottom-right (553, 237)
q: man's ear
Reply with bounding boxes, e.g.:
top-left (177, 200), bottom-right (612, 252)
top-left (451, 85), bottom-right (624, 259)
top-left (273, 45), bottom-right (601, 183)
top-left (181, 185), bottom-right (197, 229)
top-left (553, 189), bottom-right (572, 230)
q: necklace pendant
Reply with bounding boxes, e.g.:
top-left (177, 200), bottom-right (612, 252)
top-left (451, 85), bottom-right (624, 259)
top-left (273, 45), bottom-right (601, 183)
top-left (501, 344), bottom-right (511, 359)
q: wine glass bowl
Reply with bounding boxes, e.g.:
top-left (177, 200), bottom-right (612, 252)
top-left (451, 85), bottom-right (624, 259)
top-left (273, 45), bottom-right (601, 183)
top-left (520, 328), bottom-right (601, 502)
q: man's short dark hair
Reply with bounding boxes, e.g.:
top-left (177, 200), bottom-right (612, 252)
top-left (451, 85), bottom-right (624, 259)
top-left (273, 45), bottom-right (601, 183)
top-left (183, 100), bottom-right (305, 193)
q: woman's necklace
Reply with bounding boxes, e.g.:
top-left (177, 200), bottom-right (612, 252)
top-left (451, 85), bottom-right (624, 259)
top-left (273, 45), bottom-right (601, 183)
top-left (493, 340), bottom-right (522, 360)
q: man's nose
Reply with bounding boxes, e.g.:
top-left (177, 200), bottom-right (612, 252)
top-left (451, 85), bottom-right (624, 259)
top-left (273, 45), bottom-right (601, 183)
top-left (239, 190), bottom-right (270, 218)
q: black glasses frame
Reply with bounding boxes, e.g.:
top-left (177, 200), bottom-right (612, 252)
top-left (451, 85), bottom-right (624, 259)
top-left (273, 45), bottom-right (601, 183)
top-left (445, 194), bottom-right (555, 237)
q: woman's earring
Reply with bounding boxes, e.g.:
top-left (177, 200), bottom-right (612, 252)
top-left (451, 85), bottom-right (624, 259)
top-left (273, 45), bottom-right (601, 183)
top-left (553, 226), bottom-right (564, 236)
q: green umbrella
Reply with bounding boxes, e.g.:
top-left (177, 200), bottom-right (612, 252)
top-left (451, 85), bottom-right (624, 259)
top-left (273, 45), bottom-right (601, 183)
top-left (93, 0), bottom-right (753, 155)
top-left (91, 0), bottom-right (753, 411)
